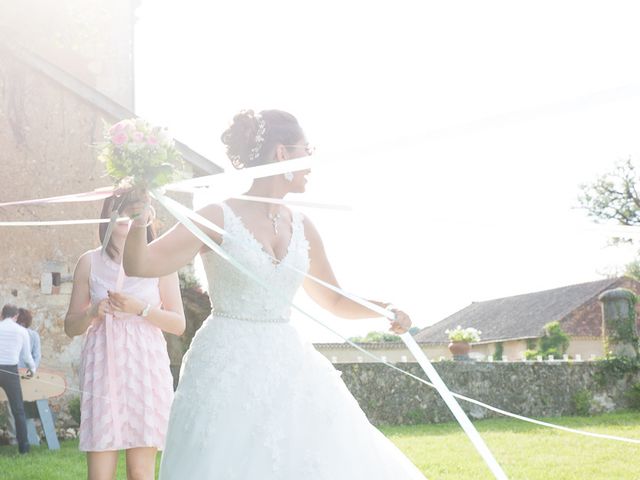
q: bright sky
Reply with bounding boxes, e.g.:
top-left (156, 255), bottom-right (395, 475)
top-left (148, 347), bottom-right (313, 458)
top-left (134, 0), bottom-right (640, 342)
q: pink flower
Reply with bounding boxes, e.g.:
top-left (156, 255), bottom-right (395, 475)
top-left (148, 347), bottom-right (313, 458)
top-left (132, 131), bottom-right (145, 143)
top-left (146, 136), bottom-right (159, 146)
top-left (109, 121), bottom-right (127, 137)
top-left (111, 131), bottom-right (128, 146)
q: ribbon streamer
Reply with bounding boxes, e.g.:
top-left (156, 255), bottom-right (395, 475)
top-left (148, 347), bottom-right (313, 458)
top-left (230, 195), bottom-right (352, 211)
top-left (165, 157), bottom-right (314, 192)
top-left (0, 157), bottom-right (335, 211)
top-left (0, 218), bottom-right (126, 226)
top-left (0, 188), bottom-right (115, 208)
top-left (402, 333), bottom-right (507, 478)
top-left (103, 263), bottom-right (125, 446)
top-left (152, 191), bottom-right (508, 479)
top-left (0, 367), bottom-right (112, 401)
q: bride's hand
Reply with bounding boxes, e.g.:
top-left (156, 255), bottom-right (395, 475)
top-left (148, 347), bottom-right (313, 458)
top-left (124, 189), bottom-right (152, 228)
top-left (387, 308), bottom-right (412, 334)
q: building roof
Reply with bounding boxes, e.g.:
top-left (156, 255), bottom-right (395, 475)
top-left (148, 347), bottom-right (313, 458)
top-left (0, 31), bottom-right (223, 176)
top-left (414, 277), bottom-right (630, 344)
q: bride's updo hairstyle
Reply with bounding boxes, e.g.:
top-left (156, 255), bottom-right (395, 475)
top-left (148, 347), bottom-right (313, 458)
top-left (221, 109), bottom-right (304, 169)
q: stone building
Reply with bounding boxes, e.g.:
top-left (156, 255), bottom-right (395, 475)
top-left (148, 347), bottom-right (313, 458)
top-left (0, 0), bottom-right (221, 420)
top-left (414, 277), bottom-right (640, 361)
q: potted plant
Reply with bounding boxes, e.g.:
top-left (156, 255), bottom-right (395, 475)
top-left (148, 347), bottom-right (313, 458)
top-left (445, 326), bottom-right (481, 360)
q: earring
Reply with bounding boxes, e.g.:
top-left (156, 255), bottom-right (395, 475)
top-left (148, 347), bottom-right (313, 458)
top-left (284, 172), bottom-right (294, 182)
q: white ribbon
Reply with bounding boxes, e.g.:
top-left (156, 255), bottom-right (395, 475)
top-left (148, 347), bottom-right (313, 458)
top-left (165, 157), bottom-right (314, 192)
top-left (0, 157), bottom-right (345, 212)
top-left (0, 188), bottom-right (115, 207)
top-left (0, 218), bottom-right (128, 227)
top-left (230, 195), bottom-right (352, 211)
top-left (0, 367), bottom-right (112, 401)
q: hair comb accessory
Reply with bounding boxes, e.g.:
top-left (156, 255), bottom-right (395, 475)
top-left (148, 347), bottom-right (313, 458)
top-left (247, 113), bottom-right (266, 164)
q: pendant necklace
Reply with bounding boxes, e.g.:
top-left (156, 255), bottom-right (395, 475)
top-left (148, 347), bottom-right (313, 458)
top-left (267, 211), bottom-right (281, 235)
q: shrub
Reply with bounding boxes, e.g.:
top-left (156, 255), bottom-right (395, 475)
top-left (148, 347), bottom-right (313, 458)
top-left (528, 321), bottom-right (570, 359)
top-left (493, 342), bottom-right (504, 360)
top-left (572, 389), bottom-right (592, 416)
top-left (594, 355), bottom-right (640, 386)
top-left (68, 396), bottom-right (81, 425)
top-left (538, 322), bottom-right (569, 357)
top-left (625, 382), bottom-right (640, 410)
top-left (524, 349), bottom-right (539, 360)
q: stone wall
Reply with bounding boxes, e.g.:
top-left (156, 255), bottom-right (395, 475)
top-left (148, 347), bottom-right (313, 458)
top-left (17, 359), bottom-right (638, 435)
top-left (333, 361), bottom-right (640, 425)
top-left (0, 45), bottom-right (193, 423)
top-left (0, 50), bottom-right (118, 422)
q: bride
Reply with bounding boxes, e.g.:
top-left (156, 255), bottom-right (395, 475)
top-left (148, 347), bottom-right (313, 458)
top-left (123, 109), bottom-right (427, 479)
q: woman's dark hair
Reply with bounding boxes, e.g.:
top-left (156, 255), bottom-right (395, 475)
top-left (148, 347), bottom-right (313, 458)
top-left (221, 109), bottom-right (304, 169)
top-left (1, 304), bottom-right (18, 319)
top-left (17, 308), bottom-right (32, 328)
top-left (98, 195), bottom-right (156, 261)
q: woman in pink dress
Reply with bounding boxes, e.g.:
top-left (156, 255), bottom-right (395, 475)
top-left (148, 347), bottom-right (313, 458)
top-left (65, 195), bottom-right (185, 480)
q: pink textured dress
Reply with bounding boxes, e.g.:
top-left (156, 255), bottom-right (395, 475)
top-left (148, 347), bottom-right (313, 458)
top-left (79, 248), bottom-right (174, 451)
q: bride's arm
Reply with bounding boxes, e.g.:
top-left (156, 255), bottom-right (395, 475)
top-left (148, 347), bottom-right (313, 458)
top-left (124, 203), bottom-right (224, 278)
top-left (301, 215), bottom-right (411, 333)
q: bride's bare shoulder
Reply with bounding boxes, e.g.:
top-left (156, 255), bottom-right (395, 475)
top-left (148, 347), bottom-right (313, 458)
top-left (196, 202), bottom-right (225, 226)
top-left (299, 213), bottom-right (322, 244)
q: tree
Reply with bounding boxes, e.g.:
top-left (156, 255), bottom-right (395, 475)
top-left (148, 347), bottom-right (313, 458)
top-left (348, 327), bottom-right (421, 343)
top-left (348, 331), bottom-right (402, 343)
top-left (525, 321), bottom-right (570, 359)
top-left (579, 157), bottom-right (640, 277)
top-left (579, 157), bottom-right (640, 228)
top-left (624, 259), bottom-right (640, 282)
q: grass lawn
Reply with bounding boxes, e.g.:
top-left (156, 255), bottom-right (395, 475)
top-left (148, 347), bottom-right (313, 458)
top-left (382, 411), bottom-right (640, 479)
top-left (1, 411), bottom-right (638, 479)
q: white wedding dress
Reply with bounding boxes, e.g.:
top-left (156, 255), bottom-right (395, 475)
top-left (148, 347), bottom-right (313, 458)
top-left (159, 202), bottom-right (427, 479)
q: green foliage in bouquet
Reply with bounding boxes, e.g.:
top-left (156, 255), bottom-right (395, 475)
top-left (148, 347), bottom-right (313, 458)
top-left (98, 118), bottom-right (185, 190)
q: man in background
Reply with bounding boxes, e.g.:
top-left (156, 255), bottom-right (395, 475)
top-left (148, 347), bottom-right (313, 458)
top-left (0, 304), bottom-right (36, 454)
top-left (6, 308), bottom-right (41, 446)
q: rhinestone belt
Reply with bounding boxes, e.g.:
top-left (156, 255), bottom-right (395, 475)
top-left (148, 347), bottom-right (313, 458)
top-left (213, 311), bottom-right (290, 324)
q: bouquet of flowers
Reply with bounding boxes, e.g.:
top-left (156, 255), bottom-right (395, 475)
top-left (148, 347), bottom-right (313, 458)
top-left (98, 118), bottom-right (184, 191)
top-left (445, 326), bottom-right (482, 343)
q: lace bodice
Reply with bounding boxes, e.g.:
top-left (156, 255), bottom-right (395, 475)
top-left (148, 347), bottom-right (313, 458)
top-left (200, 202), bottom-right (310, 321)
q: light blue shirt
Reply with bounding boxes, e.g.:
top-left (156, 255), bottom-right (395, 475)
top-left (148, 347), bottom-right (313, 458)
top-left (19, 329), bottom-right (41, 369)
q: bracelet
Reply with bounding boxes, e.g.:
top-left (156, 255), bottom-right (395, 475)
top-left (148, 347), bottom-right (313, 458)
top-left (130, 205), bottom-right (156, 228)
top-left (384, 303), bottom-right (398, 320)
top-left (139, 303), bottom-right (152, 317)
